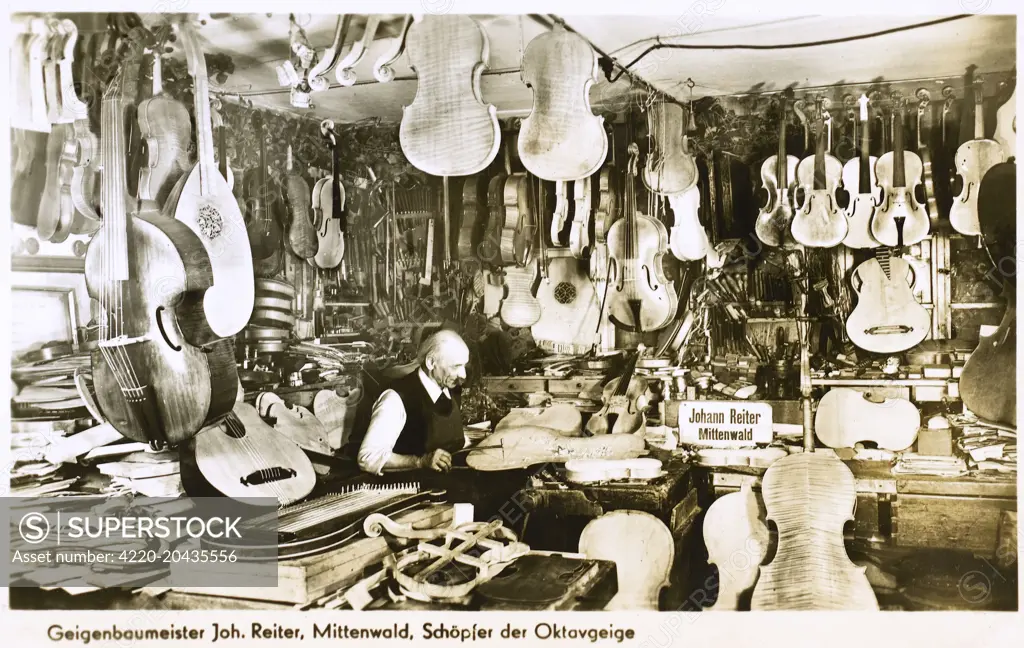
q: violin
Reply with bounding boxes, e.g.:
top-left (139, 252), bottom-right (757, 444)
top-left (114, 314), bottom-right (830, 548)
top-left (950, 77), bottom-right (1006, 236)
top-left (36, 122), bottom-right (76, 243)
top-left (666, 104), bottom-right (708, 261)
top-left (750, 453), bottom-right (878, 610)
top-left (67, 27), bottom-right (101, 231)
top-left (284, 144), bottom-right (318, 259)
top-left (791, 101), bottom-right (847, 247)
top-left (585, 346), bottom-right (647, 435)
top-left (312, 120), bottom-right (345, 269)
top-left (589, 138), bottom-right (620, 283)
top-left (137, 31), bottom-right (191, 209)
top-left (479, 166), bottom-right (508, 265)
top-left (568, 176), bottom-right (593, 259)
top-left (915, 88), bottom-right (940, 224)
top-left (457, 173), bottom-right (488, 263)
top-left (643, 102), bottom-right (697, 196)
top-left (499, 171), bottom-right (534, 266)
top-left (754, 93), bottom-right (800, 248)
top-left (86, 41), bottom-right (237, 450)
top-left (872, 94), bottom-right (930, 247)
top-left (243, 111), bottom-right (285, 275)
top-left (842, 94), bottom-right (881, 248)
top-left (166, 18), bottom-right (254, 345)
top-left (399, 14), bottom-right (500, 177)
top-left (605, 144), bottom-right (677, 333)
top-left (518, 24), bottom-right (607, 182)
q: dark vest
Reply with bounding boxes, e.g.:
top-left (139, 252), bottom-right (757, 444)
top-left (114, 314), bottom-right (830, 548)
top-left (384, 370), bottom-right (464, 457)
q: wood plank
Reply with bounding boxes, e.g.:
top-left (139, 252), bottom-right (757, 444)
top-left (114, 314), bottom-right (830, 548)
top-left (895, 494), bottom-right (1016, 557)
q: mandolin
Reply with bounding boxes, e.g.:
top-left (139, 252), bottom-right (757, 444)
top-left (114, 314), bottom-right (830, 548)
top-left (606, 144), bottom-right (677, 333)
top-left (915, 88), bottom-right (940, 224)
top-left (87, 41), bottom-right (238, 450)
top-left (312, 120), bottom-right (345, 269)
top-left (568, 177), bottom-right (593, 258)
top-left (518, 24), bottom-right (607, 182)
top-left (754, 93), bottom-right (800, 248)
top-left (643, 101), bottom-right (698, 196)
top-left (750, 453), bottom-right (878, 610)
top-left (244, 111), bottom-right (285, 276)
top-left (137, 38), bottom-right (191, 209)
top-left (284, 144), bottom-right (318, 259)
top-left (792, 104), bottom-right (847, 247)
top-left (499, 258), bottom-right (542, 328)
top-left (993, 79), bottom-right (1016, 159)
top-left (814, 388), bottom-right (920, 451)
top-left (166, 18), bottom-right (254, 345)
top-left (845, 248), bottom-right (930, 354)
top-left (458, 173), bottom-right (488, 263)
top-left (585, 347), bottom-right (647, 436)
top-left (872, 95), bottom-right (930, 247)
top-left (399, 14), bottom-right (500, 177)
top-left (842, 94), bottom-right (880, 248)
top-left (950, 78), bottom-right (1007, 236)
top-left (182, 386), bottom-right (316, 506)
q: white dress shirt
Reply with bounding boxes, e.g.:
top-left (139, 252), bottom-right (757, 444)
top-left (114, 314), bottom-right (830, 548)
top-left (357, 369), bottom-right (466, 475)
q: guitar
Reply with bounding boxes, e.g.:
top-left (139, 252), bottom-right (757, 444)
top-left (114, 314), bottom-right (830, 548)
top-left (792, 102), bottom-right (847, 247)
top-left (167, 18), bottom-right (254, 345)
top-left (182, 387), bottom-right (316, 506)
top-left (518, 24), bottom-right (607, 182)
top-left (606, 144), bottom-right (677, 333)
top-left (871, 94), bottom-right (930, 247)
top-left (312, 120), bottom-right (345, 269)
top-left (842, 94), bottom-right (880, 248)
top-left (86, 39), bottom-right (238, 450)
top-left (754, 92), bottom-right (800, 248)
top-left (399, 14), bottom-right (500, 177)
top-left (585, 347), bottom-right (647, 436)
top-left (950, 77), bottom-right (1006, 236)
top-left (568, 176), bottom-right (593, 259)
top-left (244, 111), bottom-right (285, 277)
top-left (643, 101), bottom-right (698, 196)
top-left (845, 247), bottom-right (930, 354)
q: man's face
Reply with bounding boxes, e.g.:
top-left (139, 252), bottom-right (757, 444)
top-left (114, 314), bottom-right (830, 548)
top-left (427, 344), bottom-right (469, 389)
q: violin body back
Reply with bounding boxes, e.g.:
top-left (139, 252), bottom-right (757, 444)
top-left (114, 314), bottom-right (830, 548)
top-left (840, 156), bottom-right (880, 249)
top-left (500, 260), bottom-right (542, 328)
top-left (703, 482), bottom-right (768, 610)
top-left (285, 172), bottom-right (318, 258)
top-left (399, 15), bottom-right (500, 177)
top-left (643, 102), bottom-right (697, 195)
top-left (949, 139), bottom-right (1006, 236)
top-left (579, 511), bottom-right (673, 610)
top-left (499, 173), bottom-right (534, 265)
top-left (750, 453), bottom-right (878, 610)
top-left (467, 424), bottom-right (645, 471)
top-left (518, 28), bottom-right (607, 182)
top-left (667, 186), bottom-right (709, 261)
top-left (792, 154), bottom-right (847, 247)
top-left (845, 256), bottom-right (930, 353)
top-left (814, 387), bottom-right (920, 451)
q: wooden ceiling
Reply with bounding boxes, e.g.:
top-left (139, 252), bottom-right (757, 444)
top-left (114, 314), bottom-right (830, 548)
top-left (151, 13), bottom-right (1016, 123)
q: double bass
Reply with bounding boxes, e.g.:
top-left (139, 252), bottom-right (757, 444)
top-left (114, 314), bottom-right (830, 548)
top-left (950, 77), bottom-right (1006, 236)
top-left (399, 14), bottom-right (500, 177)
top-left (86, 41), bottom-right (237, 450)
top-left (518, 24), bottom-right (607, 182)
top-left (791, 102), bottom-right (847, 247)
top-left (754, 93), bottom-right (799, 248)
top-left (871, 94), bottom-right (930, 247)
top-left (605, 144), bottom-right (677, 332)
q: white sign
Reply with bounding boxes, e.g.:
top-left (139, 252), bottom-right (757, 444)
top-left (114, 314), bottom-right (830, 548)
top-left (678, 401), bottom-right (773, 446)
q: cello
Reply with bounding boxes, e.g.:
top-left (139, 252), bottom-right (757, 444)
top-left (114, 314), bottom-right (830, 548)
top-left (791, 101), bottom-right (847, 247)
top-left (842, 94), bottom-right (881, 248)
top-left (399, 14), bottom-right (500, 177)
top-left (86, 40), bottom-right (237, 450)
top-left (244, 111), bottom-right (285, 277)
top-left (643, 101), bottom-right (698, 196)
top-left (605, 144), bottom-right (677, 332)
top-left (312, 120), bottom-right (345, 269)
top-left (754, 92), bottom-right (799, 248)
top-left (166, 17), bottom-right (254, 345)
top-left (950, 77), bottom-right (1006, 236)
top-left (871, 94), bottom-right (930, 247)
top-left (518, 24), bottom-right (607, 182)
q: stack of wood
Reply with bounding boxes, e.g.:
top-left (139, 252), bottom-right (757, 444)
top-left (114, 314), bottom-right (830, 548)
top-left (958, 422), bottom-right (1017, 474)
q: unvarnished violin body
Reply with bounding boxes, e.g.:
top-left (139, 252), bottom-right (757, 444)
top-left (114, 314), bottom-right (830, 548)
top-left (668, 185), bottom-right (708, 261)
top-left (750, 453), bottom-right (877, 610)
top-left (643, 102), bottom-right (697, 196)
top-left (871, 98), bottom-right (930, 247)
top-left (755, 95), bottom-right (799, 248)
top-left (399, 14), bottom-right (500, 177)
top-left (284, 148), bottom-right (318, 259)
top-left (791, 118), bottom-right (847, 248)
top-left (518, 25), bottom-right (607, 182)
top-left (137, 53), bottom-right (191, 207)
top-left (841, 150), bottom-right (880, 249)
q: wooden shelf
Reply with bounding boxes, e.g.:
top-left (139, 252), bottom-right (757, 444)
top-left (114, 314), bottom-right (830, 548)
top-left (810, 378), bottom-right (951, 388)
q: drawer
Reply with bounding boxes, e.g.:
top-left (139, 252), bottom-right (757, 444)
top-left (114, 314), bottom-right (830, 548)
top-left (480, 377), bottom-right (548, 393)
top-left (895, 494), bottom-right (1016, 557)
top-left (548, 377), bottom-right (603, 395)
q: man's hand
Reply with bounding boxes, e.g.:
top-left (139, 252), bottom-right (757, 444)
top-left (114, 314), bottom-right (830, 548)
top-left (419, 449), bottom-right (452, 472)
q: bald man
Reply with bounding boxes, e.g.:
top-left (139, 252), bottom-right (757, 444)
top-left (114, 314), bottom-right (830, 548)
top-left (356, 330), bottom-right (470, 474)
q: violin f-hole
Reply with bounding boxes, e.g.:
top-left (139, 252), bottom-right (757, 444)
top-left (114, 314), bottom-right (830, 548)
top-left (155, 306), bottom-right (182, 352)
top-left (641, 263), bottom-right (659, 291)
